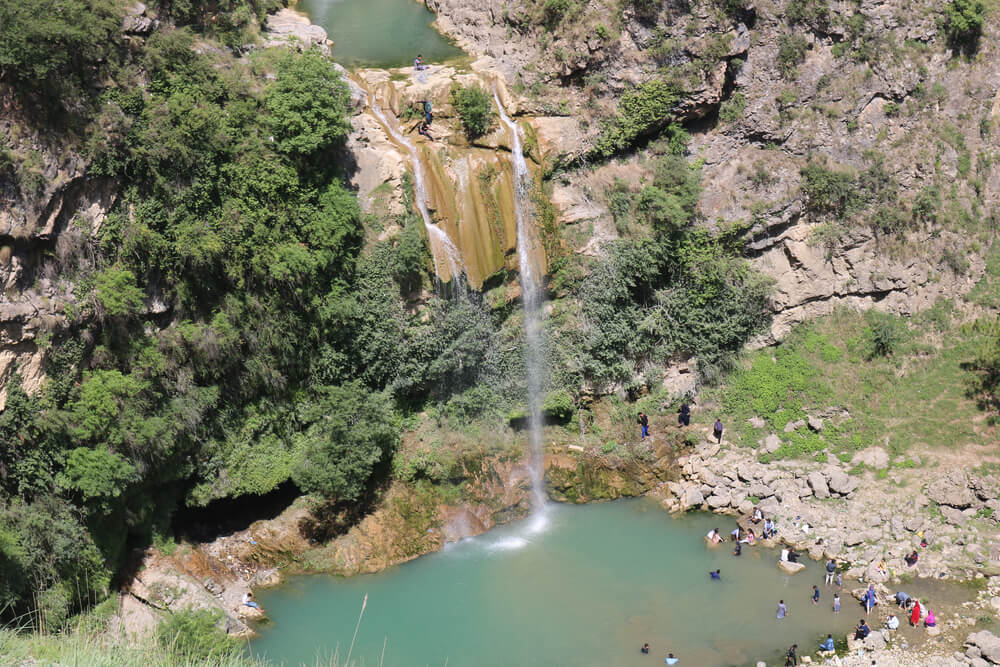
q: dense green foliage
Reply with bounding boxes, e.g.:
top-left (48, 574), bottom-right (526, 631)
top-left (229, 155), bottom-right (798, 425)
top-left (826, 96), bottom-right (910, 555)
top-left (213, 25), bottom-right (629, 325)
top-left (157, 609), bottom-right (237, 661)
top-left (550, 152), bottom-right (773, 390)
top-left (0, 0), bottom-right (123, 105)
top-left (593, 78), bottom-right (680, 157)
top-left (450, 83), bottom-right (495, 139)
top-left (943, 0), bottom-right (987, 55)
top-left (0, 16), bottom-right (518, 630)
top-left (777, 35), bottom-right (809, 78)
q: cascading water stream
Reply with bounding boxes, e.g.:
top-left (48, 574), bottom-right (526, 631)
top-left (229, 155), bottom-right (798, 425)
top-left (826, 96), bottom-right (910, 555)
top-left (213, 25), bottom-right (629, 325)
top-left (368, 98), bottom-right (463, 284)
top-left (494, 90), bottom-right (548, 528)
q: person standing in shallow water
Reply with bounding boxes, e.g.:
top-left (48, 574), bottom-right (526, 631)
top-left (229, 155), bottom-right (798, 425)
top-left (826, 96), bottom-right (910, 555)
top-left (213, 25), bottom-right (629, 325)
top-left (713, 418), bottom-right (724, 444)
top-left (777, 599), bottom-right (787, 619)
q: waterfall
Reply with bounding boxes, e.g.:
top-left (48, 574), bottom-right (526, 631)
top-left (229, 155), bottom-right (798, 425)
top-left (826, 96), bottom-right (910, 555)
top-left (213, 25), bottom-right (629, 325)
top-left (368, 99), bottom-right (463, 284)
top-left (494, 90), bottom-right (548, 526)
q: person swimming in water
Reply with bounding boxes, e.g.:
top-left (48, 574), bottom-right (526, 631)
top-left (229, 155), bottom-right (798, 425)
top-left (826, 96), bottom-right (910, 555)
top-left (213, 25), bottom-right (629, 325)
top-left (664, 654), bottom-right (678, 665)
top-left (641, 643), bottom-right (650, 654)
top-left (709, 569), bottom-right (721, 580)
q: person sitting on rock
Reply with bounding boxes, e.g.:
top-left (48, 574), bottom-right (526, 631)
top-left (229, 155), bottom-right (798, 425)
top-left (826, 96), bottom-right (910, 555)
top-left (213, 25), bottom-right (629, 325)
top-left (743, 529), bottom-right (756, 545)
top-left (417, 121), bottom-right (434, 141)
top-left (242, 592), bottom-right (260, 609)
top-left (730, 526), bottom-right (741, 542)
top-left (413, 54), bottom-right (427, 70)
top-left (763, 518), bottom-right (775, 539)
top-left (886, 614), bottom-right (899, 630)
top-left (894, 591), bottom-right (911, 608)
top-left (819, 634), bottom-right (835, 652)
top-left (925, 609), bottom-right (936, 627)
top-left (905, 550), bottom-right (918, 566)
top-left (787, 549), bottom-right (799, 563)
top-left (854, 619), bottom-right (871, 640)
top-left (751, 507), bottom-right (763, 524)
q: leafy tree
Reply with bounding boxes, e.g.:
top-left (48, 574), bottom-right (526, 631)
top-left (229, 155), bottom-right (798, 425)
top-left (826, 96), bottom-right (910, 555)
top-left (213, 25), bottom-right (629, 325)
top-left (57, 447), bottom-right (136, 510)
top-left (451, 84), bottom-right (495, 140)
top-left (291, 383), bottom-right (399, 501)
top-left (943, 0), bottom-right (987, 55)
top-left (94, 267), bottom-right (146, 318)
top-left (265, 48), bottom-right (352, 158)
top-left (800, 161), bottom-right (860, 217)
top-left (863, 311), bottom-right (907, 358)
top-left (0, 0), bottom-right (122, 104)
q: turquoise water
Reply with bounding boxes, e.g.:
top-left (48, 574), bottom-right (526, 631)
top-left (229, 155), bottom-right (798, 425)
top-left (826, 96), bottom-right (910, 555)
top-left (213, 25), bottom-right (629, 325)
top-left (296, 0), bottom-right (464, 68)
top-left (250, 499), bottom-right (867, 667)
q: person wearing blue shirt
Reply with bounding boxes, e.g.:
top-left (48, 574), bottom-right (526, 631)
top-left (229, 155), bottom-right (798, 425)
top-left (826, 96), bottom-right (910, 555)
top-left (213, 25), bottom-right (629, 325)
top-left (820, 635), bottom-right (835, 652)
top-left (709, 569), bottom-right (721, 580)
top-left (664, 654), bottom-right (678, 665)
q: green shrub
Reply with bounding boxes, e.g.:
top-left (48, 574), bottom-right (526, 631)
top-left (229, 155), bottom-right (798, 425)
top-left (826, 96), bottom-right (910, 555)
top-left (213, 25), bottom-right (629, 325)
top-left (863, 311), bottom-right (907, 358)
top-left (777, 34), bottom-right (809, 78)
top-left (787, 0), bottom-right (830, 26)
top-left (157, 609), bottom-right (236, 661)
top-left (800, 161), bottom-right (860, 217)
top-left (593, 78), bottom-right (679, 157)
top-left (543, 0), bottom-right (571, 27)
top-left (943, 0), bottom-right (987, 55)
top-left (542, 389), bottom-right (575, 422)
top-left (718, 91), bottom-right (746, 123)
top-left (451, 83), bottom-right (495, 139)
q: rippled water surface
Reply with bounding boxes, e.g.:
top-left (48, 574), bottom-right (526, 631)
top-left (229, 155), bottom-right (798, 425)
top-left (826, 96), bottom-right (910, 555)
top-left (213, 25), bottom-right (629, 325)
top-left (296, 0), bottom-right (464, 68)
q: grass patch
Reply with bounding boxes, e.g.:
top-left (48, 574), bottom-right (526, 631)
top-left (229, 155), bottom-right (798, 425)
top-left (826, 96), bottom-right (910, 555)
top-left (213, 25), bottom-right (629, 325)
top-left (714, 306), bottom-right (989, 460)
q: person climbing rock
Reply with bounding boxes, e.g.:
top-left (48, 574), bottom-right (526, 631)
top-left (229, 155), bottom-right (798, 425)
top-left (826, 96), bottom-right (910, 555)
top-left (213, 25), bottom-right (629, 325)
top-left (638, 412), bottom-right (649, 440)
top-left (422, 98), bottom-right (433, 125)
top-left (677, 402), bottom-right (691, 427)
top-left (713, 418), bottom-right (724, 443)
top-left (417, 121), bottom-right (434, 141)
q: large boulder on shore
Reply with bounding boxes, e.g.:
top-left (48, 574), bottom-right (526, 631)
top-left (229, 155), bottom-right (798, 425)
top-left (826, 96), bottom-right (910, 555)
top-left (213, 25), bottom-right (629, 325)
top-left (928, 470), bottom-right (976, 509)
top-left (778, 560), bottom-right (805, 574)
top-left (807, 472), bottom-right (830, 499)
top-left (967, 630), bottom-right (1000, 664)
top-left (682, 486), bottom-right (705, 508)
top-left (827, 470), bottom-right (858, 496)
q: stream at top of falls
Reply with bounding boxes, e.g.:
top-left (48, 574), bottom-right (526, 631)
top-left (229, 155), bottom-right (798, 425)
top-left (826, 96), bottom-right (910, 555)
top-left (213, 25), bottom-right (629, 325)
top-left (297, 0), bottom-right (464, 69)
top-left (248, 498), bottom-right (966, 667)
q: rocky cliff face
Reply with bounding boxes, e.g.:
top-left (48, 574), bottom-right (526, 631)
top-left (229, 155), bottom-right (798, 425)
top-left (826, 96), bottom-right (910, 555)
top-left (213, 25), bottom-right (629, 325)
top-left (423, 0), bottom-right (1000, 340)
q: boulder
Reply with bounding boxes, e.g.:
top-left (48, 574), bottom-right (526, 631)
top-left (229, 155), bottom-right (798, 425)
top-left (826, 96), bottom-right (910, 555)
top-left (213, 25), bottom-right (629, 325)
top-left (784, 419), bottom-right (806, 432)
top-left (928, 470), bottom-right (976, 509)
top-left (749, 482), bottom-right (774, 498)
top-left (807, 472), bottom-right (830, 499)
top-left (827, 470), bottom-right (859, 496)
top-left (682, 487), bottom-right (705, 508)
top-left (807, 416), bottom-right (824, 432)
top-left (851, 446), bottom-right (889, 470)
top-left (940, 505), bottom-right (967, 526)
top-left (966, 630), bottom-right (1000, 664)
top-left (706, 493), bottom-right (731, 509)
top-left (778, 560), bottom-right (805, 574)
top-left (927, 624), bottom-right (941, 637)
top-left (763, 434), bottom-right (781, 453)
top-left (864, 631), bottom-right (887, 650)
top-left (748, 416), bottom-right (766, 429)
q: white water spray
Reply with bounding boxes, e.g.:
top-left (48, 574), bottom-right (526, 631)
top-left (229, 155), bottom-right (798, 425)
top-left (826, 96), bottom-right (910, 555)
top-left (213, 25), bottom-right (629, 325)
top-left (494, 90), bottom-right (548, 526)
top-left (368, 98), bottom-right (463, 284)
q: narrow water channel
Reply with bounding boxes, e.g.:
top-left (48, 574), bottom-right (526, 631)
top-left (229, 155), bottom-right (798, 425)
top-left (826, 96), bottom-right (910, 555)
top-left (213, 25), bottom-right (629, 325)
top-left (250, 499), bottom-right (895, 666)
top-left (296, 0), bottom-right (464, 68)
